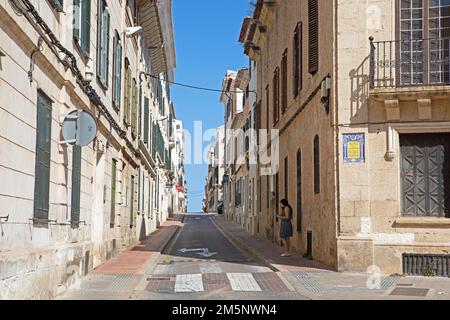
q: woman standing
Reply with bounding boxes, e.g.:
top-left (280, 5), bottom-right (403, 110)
top-left (278, 199), bottom-right (293, 257)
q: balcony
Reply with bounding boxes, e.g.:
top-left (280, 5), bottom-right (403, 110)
top-left (369, 36), bottom-right (450, 89)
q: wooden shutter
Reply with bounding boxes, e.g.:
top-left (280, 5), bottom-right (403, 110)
top-left (97, 3), bottom-right (110, 87)
top-left (110, 159), bottom-right (117, 226)
top-left (124, 60), bottom-right (131, 125)
top-left (296, 150), bottom-right (302, 232)
top-left (143, 97), bottom-right (149, 144)
top-left (34, 91), bottom-right (52, 221)
top-left (293, 22), bottom-right (303, 96)
top-left (81, 0), bottom-right (91, 55)
top-left (113, 32), bottom-right (122, 108)
top-left (272, 68), bottom-right (279, 125)
top-left (314, 135), bottom-right (320, 194)
top-left (71, 145), bottom-right (82, 225)
top-left (308, 0), bottom-right (319, 74)
top-left (281, 49), bottom-right (288, 114)
top-left (50, 0), bottom-right (64, 11)
top-left (73, 0), bottom-right (81, 41)
top-left (130, 175), bottom-right (135, 226)
top-left (131, 79), bottom-right (137, 138)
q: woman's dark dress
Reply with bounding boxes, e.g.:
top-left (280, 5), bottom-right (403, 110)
top-left (280, 207), bottom-right (293, 239)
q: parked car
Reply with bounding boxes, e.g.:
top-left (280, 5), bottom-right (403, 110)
top-left (217, 201), bottom-right (224, 215)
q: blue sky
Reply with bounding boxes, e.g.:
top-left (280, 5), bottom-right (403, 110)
top-left (172, 0), bottom-right (251, 212)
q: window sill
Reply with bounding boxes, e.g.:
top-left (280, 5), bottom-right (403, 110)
top-left (394, 217), bottom-right (450, 228)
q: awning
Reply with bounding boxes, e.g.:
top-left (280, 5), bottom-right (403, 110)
top-left (140, 1), bottom-right (167, 75)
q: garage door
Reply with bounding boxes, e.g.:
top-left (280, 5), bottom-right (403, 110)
top-left (400, 133), bottom-right (450, 217)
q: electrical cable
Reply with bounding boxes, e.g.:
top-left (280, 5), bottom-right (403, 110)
top-left (144, 73), bottom-right (257, 94)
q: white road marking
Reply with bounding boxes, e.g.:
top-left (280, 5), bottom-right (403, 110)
top-left (199, 263), bottom-right (222, 274)
top-left (226, 273), bottom-right (262, 292)
top-left (175, 274), bottom-right (204, 293)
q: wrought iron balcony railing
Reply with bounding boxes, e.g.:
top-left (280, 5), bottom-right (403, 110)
top-left (369, 36), bottom-right (450, 89)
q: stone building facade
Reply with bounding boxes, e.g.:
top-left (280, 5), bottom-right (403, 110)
top-left (0, 0), bottom-right (181, 299)
top-left (232, 0), bottom-right (450, 275)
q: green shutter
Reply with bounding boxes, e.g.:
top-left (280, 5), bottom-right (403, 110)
top-left (34, 91), bottom-right (52, 221)
top-left (124, 63), bottom-right (131, 125)
top-left (80, 0), bottom-right (91, 55)
top-left (50, 0), bottom-right (64, 11)
top-left (110, 159), bottom-right (117, 226)
top-left (130, 175), bottom-right (135, 226)
top-left (143, 97), bottom-right (149, 144)
top-left (131, 80), bottom-right (137, 138)
top-left (73, 0), bottom-right (81, 41)
top-left (113, 33), bottom-right (122, 108)
top-left (71, 145), bottom-right (82, 225)
top-left (97, 2), bottom-right (110, 87)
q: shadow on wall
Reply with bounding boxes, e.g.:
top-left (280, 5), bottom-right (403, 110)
top-left (349, 55), bottom-right (370, 124)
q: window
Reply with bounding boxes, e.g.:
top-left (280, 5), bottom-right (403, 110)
top-left (284, 156), bottom-right (289, 199)
top-left (314, 135), bottom-right (320, 194)
top-left (275, 173), bottom-right (279, 214)
top-left (110, 159), bottom-right (117, 226)
top-left (281, 49), bottom-right (288, 114)
top-left (143, 97), bottom-right (149, 144)
top-left (112, 32), bottom-right (122, 109)
top-left (130, 175), bottom-right (135, 227)
top-left (293, 22), bottom-right (303, 96)
top-left (73, 0), bottom-right (91, 56)
top-left (308, 0), bottom-right (319, 74)
top-left (131, 79), bottom-right (138, 138)
top-left (49, 0), bottom-right (64, 12)
top-left (124, 58), bottom-right (131, 125)
top-left (97, 0), bottom-right (110, 87)
top-left (398, 0), bottom-right (450, 85)
top-left (71, 145), bottom-right (82, 226)
top-left (33, 91), bottom-right (52, 222)
top-left (272, 67), bottom-right (280, 125)
top-left (258, 177), bottom-right (261, 212)
top-left (296, 149), bottom-right (302, 232)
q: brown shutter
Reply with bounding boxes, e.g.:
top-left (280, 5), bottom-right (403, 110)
top-left (293, 22), bottom-right (303, 96)
top-left (281, 49), bottom-right (288, 114)
top-left (273, 67), bottom-right (280, 125)
top-left (308, 0), bottom-right (319, 74)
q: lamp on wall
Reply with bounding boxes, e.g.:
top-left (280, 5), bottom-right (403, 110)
top-left (321, 75), bottom-right (331, 114)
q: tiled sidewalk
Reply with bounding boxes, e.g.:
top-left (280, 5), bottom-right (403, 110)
top-left (212, 215), bottom-right (450, 300)
top-left (58, 214), bottom-right (184, 299)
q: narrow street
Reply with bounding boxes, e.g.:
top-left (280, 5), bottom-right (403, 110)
top-left (59, 212), bottom-right (450, 301)
top-left (60, 213), bottom-right (306, 300)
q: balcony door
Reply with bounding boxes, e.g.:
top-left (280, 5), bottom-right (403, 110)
top-left (399, 0), bottom-right (450, 85)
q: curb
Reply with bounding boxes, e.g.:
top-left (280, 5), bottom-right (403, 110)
top-left (210, 216), bottom-right (279, 272)
top-left (141, 215), bottom-right (186, 275)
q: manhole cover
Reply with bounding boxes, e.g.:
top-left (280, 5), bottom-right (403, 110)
top-left (390, 287), bottom-right (429, 297)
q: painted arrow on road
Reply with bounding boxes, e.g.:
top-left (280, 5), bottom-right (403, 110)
top-left (178, 248), bottom-right (218, 257)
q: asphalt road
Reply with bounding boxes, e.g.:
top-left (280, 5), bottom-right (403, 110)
top-left (167, 213), bottom-right (253, 263)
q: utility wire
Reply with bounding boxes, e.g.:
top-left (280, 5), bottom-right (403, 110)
top-left (144, 73), bottom-right (257, 94)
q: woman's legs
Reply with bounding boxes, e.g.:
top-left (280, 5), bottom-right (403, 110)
top-left (285, 238), bottom-right (291, 253)
top-left (281, 238), bottom-right (289, 254)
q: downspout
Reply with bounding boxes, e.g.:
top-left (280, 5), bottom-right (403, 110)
top-left (333, 0), bottom-right (342, 267)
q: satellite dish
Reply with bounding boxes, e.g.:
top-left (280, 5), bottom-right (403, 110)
top-left (61, 110), bottom-right (97, 146)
